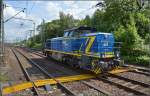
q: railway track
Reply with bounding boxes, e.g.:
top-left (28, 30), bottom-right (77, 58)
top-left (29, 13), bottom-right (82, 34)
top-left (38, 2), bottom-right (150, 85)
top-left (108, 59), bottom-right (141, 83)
top-left (118, 71), bottom-right (150, 84)
top-left (30, 48), bottom-right (150, 78)
top-left (17, 47), bottom-right (150, 96)
top-left (123, 64), bottom-right (150, 76)
top-left (62, 74), bottom-right (150, 96)
top-left (14, 48), bottom-right (114, 96)
top-left (11, 49), bottom-right (40, 96)
top-left (23, 48), bottom-right (93, 77)
top-left (12, 48), bottom-right (77, 96)
top-left (103, 73), bottom-right (150, 95)
top-left (27, 49), bottom-right (148, 72)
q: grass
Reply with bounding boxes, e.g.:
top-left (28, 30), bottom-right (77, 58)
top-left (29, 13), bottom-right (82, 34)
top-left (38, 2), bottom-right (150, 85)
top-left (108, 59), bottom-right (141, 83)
top-left (123, 55), bottom-right (150, 67)
top-left (32, 43), bottom-right (42, 49)
top-left (0, 74), bottom-right (8, 82)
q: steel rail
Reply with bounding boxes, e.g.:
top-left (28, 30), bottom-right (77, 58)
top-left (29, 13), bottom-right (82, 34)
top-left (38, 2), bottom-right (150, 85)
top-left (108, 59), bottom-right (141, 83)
top-left (21, 48), bottom-right (44, 57)
top-left (97, 74), bottom-right (149, 96)
top-left (41, 50), bottom-right (150, 76)
top-left (123, 64), bottom-right (150, 72)
top-left (122, 64), bottom-right (150, 76)
top-left (26, 48), bottom-right (114, 96)
top-left (108, 73), bottom-right (150, 87)
top-left (25, 49), bottom-right (150, 76)
top-left (24, 48), bottom-right (137, 96)
top-left (137, 68), bottom-right (150, 72)
top-left (19, 48), bottom-right (115, 96)
top-left (81, 81), bottom-right (112, 96)
top-left (29, 48), bottom-right (150, 96)
top-left (11, 49), bottom-right (40, 96)
top-left (132, 70), bottom-right (150, 76)
top-left (15, 48), bottom-right (77, 96)
top-left (31, 51), bottom-right (45, 58)
top-left (98, 77), bottom-right (148, 96)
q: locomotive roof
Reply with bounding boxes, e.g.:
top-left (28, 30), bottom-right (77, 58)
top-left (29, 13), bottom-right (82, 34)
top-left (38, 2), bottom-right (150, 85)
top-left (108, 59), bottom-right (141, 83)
top-left (64, 26), bottom-right (97, 32)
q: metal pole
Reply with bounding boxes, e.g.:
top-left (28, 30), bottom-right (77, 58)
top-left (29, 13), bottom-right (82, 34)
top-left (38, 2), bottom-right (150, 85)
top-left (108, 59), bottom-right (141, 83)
top-left (25, 31), bottom-right (28, 47)
top-left (25, 30), bottom-right (32, 47)
top-left (0, 0), bottom-right (4, 65)
top-left (0, 0), bottom-right (4, 94)
top-left (2, 2), bottom-right (4, 57)
top-left (0, 0), bottom-right (2, 56)
top-left (41, 19), bottom-right (45, 49)
top-left (33, 22), bottom-right (35, 43)
top-left (30, 30), bottom-right (32, 47)
top-left (40, 21), bottom-right (43, 46)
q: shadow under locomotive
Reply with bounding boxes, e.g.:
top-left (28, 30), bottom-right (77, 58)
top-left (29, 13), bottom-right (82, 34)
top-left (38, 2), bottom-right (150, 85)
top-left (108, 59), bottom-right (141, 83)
top-left (30, 56), bottom-right (93, 78)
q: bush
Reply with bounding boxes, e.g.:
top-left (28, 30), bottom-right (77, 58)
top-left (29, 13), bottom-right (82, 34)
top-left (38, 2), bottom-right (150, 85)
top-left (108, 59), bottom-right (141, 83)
top-left (32, 43), bottom-right (42, 49)
top-left (136, 56), bottom-right (150, 66)
top-left (145, 33), bottom-right (150, 43)
top-left (26, 40), bottom-right (34, 48)
top-left (123, 55), bottom-right (150, 67)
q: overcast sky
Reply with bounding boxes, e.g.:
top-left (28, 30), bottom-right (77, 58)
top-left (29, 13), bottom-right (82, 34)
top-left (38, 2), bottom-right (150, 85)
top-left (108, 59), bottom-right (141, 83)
top-left (4, 1), bottom-right (100, 43)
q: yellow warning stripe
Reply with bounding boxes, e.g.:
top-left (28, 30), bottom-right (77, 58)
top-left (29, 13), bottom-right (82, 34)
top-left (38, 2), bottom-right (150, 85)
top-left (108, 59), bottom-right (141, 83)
top-left (45, 49), bottom-right (114, 58)
top-left (110, 67), bottom-right (133, 74)
top-left (85, 36), bottom-right (96, 53)
top-left (2, 68), bottom-right (133, 95)
top-left (2, 74), bottom-right (95, 95)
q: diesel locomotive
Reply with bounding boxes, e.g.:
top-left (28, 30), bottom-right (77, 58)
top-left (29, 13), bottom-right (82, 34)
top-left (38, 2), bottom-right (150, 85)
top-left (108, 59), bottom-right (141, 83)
top-left (43, 26), bottom-right (122, 73)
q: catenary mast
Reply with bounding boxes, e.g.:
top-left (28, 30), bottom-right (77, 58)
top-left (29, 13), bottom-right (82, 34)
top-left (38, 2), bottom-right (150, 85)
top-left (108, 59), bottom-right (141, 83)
top-left (0, 0), bottom-right (4, 65)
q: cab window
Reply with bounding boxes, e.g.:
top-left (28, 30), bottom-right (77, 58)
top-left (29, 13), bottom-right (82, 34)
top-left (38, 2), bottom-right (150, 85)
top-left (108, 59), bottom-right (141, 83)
top-left (69, 31), bottom-right (80, 37)
top-left (63, 32), bottom-right (69, 37)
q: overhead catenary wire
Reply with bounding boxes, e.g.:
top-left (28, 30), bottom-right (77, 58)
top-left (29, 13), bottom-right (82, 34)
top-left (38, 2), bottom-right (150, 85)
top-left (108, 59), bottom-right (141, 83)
top-left (15, 22), bottom-right (24, 42)
top-left (28, 1), bottom-right (37, 16)
top-left (4, 8), bottom-right (26, 23)
top-left (25, 0), bottom-right (28, 17)
top-left (77, 1), bottom-right (105, 16)
top-left (4, 4), bottom-right (25, 10)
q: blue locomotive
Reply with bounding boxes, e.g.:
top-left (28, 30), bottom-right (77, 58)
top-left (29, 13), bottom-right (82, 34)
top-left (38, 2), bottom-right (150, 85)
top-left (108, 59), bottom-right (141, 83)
top-left (44, 26), bottom-right (122, 73)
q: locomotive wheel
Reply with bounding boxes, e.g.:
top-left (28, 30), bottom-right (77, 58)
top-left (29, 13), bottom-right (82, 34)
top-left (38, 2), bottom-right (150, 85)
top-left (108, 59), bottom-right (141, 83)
top-left (61, 57), bottom-right (66, 63)
top-left (45, 52), bottom-right (48, 57)
top-left (62, 57), bottom-right (76, 68)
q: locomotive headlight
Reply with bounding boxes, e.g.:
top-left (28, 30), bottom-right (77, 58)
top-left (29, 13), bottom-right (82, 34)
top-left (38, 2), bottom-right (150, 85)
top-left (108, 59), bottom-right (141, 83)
top-left (102, 54), bottom-right (105, 58)
top-left (100, 53), bottom-right (105, 58)
top-left (115, 51), bottom-right (120, 58)
top-left (117, 52), bottom-right (119, 57)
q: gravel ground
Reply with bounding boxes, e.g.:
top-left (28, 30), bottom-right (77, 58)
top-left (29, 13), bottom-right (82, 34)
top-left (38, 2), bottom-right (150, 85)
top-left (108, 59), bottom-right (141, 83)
top-left (3, 88), bottom-right (34, 96)
top-left (37, 87), bottom-right (67, 96)
top-left (14, 49), bottom-right (47, 80)
top-left (19, 48), bottom-right (90, 78)
top-left (5, 87), bottom-right (65, 96)
top-left (85, 78), bottom-right (137, 96)
top-left (16, 48), bottom-right (150, 96)
top-left (63, 81), bottom-right (105, 96)
top-left (107, 75), bottom-right (150, 95)
top-left (5, 48), bottom-right (26, 84)
top-left (118, 71), bottom-right (150, 84)
top-left (16, 48), bottom-right (108, 96)
top-left (3, 48), bottom-right (76, 96)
